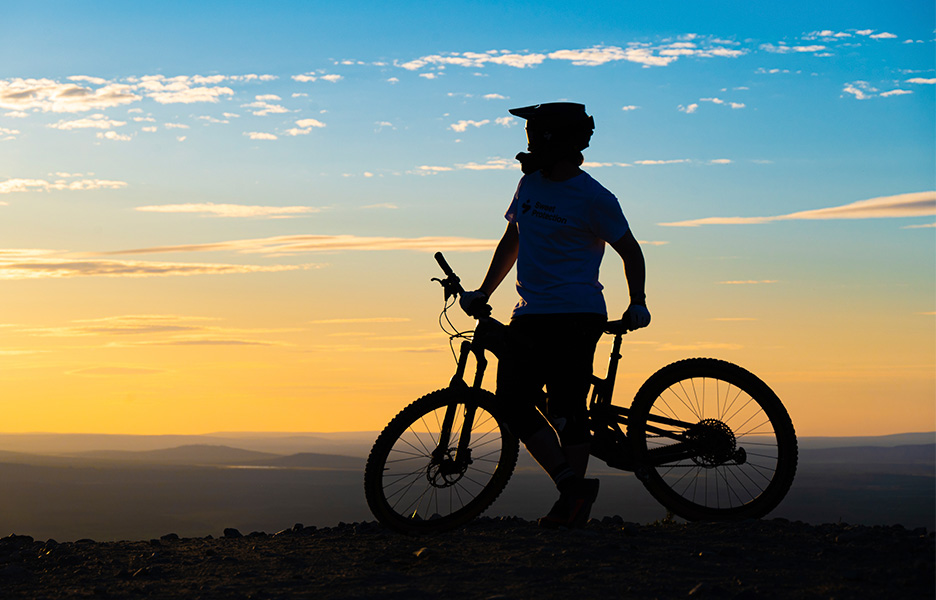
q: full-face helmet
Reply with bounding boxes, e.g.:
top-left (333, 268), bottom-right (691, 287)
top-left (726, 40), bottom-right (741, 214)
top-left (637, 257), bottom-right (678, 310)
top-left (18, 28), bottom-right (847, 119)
top-left (508, 102), bottom-right (595, 173)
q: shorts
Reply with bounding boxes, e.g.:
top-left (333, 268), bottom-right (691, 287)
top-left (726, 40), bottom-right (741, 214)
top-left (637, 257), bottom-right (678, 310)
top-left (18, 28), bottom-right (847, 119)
top-left (495, 312), bottom-right (605, 444)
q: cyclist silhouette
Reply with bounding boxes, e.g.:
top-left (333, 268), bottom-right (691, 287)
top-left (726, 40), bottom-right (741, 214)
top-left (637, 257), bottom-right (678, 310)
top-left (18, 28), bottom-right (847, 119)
top-left (460, 102), bottom-right (650, 528)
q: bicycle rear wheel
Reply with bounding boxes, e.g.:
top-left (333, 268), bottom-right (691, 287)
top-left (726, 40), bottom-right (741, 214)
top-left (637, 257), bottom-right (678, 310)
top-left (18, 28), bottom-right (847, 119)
top-left (364, 387), bottom-right (519, 534)
top-left (627, 358), bottom-right (797, 521)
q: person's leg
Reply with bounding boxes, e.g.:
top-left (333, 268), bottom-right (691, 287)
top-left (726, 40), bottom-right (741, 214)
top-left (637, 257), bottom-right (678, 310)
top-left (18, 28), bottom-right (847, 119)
top-left (496, 316), bottom-right (585, 493)
top-left (544, 314), bottom-right (605, 476)
top-left (495, 317), bottom-right (568, 479)
top-left (522, 426), bottom-right (579, 489)
top-left (534, 314), bottom-right (605, 527)
top-left (562, 442), bottom-right (591, 478)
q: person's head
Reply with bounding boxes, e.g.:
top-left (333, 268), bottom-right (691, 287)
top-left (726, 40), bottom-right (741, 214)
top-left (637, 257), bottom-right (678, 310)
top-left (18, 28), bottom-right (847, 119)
top-left (508, 102), bottom-right (595, 174)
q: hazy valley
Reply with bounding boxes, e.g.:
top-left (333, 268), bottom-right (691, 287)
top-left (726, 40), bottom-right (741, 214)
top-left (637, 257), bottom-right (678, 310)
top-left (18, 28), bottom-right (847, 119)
top-left (0, 432), bottom-right (932, 542)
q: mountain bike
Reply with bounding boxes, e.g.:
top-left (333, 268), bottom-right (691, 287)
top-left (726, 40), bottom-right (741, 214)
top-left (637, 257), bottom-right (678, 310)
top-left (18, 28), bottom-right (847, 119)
top-left (364, 253), bottom-right (797, 534)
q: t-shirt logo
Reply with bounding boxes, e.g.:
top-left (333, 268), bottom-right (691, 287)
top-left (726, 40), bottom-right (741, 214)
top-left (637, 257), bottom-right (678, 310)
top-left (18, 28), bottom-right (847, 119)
top-left (521, 199), bottom-right (531, 214)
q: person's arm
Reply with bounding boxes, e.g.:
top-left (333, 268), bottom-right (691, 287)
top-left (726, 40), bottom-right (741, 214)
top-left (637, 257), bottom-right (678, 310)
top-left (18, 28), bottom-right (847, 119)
top-left (478, 222), bottom-right (519, 298)
top-left (610, 229), bottom-right (646, 305)
top-left (610, 229), bottom-right (650, 329)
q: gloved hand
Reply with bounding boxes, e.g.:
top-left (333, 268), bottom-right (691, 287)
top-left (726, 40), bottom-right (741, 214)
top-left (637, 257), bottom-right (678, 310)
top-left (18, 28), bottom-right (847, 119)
top-left (459, 290), bottom-right (489, 317)
top-left (624, 304), bottom-right (651, 330)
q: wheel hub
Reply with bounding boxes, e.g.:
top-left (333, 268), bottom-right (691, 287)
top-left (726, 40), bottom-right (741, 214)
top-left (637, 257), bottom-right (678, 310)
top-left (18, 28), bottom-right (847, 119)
top-left (426, 447), bottom-right (470, 487)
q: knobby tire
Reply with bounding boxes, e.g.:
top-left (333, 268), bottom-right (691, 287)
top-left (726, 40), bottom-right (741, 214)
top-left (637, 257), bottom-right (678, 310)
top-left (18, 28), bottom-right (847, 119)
top-left (627, 358), bottom-right (797, 521)
top-left (364, 388), bottom-right (519, 534)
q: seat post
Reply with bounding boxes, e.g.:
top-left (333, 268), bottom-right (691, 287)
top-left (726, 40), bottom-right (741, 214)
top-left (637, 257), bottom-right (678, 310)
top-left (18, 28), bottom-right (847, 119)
top-left (603, 334), bottom-right (624, 394)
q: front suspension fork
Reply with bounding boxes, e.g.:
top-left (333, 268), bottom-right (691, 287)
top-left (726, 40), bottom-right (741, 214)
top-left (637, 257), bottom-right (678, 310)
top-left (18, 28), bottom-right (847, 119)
top-left (436, 339), bottom-right (486, 466)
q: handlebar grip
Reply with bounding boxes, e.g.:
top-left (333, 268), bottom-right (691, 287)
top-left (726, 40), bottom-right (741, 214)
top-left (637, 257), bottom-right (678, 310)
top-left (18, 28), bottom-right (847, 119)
top-left (434, 252), bottom-right (455, 277)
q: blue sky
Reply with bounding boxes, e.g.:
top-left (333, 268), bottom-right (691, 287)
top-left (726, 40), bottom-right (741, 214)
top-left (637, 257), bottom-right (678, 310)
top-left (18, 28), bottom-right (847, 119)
top-left (0, 1), bottom-right (933, 435)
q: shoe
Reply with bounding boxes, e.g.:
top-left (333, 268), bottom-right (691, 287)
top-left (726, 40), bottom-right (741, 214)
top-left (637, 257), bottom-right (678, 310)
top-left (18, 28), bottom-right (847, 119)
top-left (537, 478), bottom-right (600, 529)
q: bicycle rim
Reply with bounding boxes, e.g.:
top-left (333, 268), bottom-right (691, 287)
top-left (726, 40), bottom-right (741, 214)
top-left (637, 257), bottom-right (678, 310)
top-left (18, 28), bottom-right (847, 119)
top-left (364, 388), bottom-right (518, 534)
top-left (628, 358), bottom-right (797, 520)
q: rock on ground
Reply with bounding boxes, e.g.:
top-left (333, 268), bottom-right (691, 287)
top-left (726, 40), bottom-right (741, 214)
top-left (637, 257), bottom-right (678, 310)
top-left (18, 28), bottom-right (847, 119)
top-left (0, 517), bottom-right (933, 599)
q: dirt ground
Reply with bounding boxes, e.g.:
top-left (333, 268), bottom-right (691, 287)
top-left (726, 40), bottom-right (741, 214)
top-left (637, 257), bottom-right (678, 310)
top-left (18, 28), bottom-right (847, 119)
top-left (1, 517), bottom-right (933, 599)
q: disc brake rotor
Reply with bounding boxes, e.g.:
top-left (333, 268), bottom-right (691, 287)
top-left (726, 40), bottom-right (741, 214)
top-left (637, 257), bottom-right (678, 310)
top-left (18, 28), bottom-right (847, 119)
top-left (426, 448), bottom-right (469, 487)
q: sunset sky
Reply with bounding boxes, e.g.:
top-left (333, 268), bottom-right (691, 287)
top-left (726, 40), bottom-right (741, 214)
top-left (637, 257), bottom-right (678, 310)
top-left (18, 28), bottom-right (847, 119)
top-left (1, 1), bottom-right (933, 437)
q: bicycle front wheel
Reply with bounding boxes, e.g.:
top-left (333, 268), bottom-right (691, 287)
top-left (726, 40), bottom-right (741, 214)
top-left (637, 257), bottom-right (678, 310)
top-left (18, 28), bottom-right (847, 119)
top-left (364, 387), bottom-right (519, 534)
top-left (627, 358), bottom-right (797, 521)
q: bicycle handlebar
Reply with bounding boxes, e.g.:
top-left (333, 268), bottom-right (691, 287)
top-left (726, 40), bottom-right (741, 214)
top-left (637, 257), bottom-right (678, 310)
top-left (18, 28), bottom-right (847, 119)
top-left (434, 251), bottom-right (631, 333)
top-left (604, 318), bottom-right (631, 335)
top-left (434, 252), bottom-right (455, 278)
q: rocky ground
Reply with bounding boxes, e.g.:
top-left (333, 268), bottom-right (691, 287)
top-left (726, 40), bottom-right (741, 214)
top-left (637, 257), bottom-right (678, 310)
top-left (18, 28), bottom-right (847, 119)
top-left (0, 517), bottom-right (932, 599)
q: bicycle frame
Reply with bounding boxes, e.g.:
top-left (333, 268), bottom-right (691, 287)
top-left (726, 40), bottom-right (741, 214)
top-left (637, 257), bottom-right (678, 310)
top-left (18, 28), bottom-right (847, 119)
top-left (365, 253), bottom-right (796, 531)
top-left (431, 251), bottom-right (720, 477)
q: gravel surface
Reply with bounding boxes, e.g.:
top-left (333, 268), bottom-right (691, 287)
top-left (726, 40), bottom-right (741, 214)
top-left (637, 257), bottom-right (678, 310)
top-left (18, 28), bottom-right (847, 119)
top-left (1, 517), bottom-right (933, 599)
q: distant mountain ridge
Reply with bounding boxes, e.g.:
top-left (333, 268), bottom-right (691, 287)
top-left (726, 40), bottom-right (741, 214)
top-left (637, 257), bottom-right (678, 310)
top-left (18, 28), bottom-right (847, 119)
top-left (802, 444), bottom-right (935, 464)
top-left (0, 432), bottom-right (932, 465)
top-left (72, 444), bottom-right (282, 465)
top-left (0, 444), bottom-right (367, 469)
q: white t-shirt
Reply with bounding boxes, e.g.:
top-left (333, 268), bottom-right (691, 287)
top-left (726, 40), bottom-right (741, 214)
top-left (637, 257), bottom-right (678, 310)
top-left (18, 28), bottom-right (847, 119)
top-left (505, 170), bottom-right (630, 318)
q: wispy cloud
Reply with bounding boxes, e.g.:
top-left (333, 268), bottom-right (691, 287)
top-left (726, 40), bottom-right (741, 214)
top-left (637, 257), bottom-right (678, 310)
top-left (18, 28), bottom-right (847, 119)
top-left (96, 131), bottom-right (132, 141)
top-left (655, 341), bottom-right (744, 352)
top-left (398, 39), bottom-right (744, 73)
top-left (245, 132), bottom-right (277, 140)
top-left (285, 118), bottom-right (327, 136)
top-left (292, 72), bottom-right (343, 83)
top-left (759, 43), bottom-right (826, 54)
top-left (48, 114), bottom-right (126, 130)
top-left (454, 158), bottom-right (517, 170)
top-left (659, 192), bottom-right (936, 227)
top-left (0, 250), bottom-right (314, 279)
top-left (102, 234), bottom-right (498, 256)
top-left (710, 317), bottom-right (758, 321)
top-left (135, 203), bottom-right (325, 218)
top-left (450, 119), bottom-right (490, 132)
top-left (309, 317), bottom-right (411, 324)
top-left (0, 177), bottom-right (126, 194)
top-left (134, 74), bottom-right (276, 104)
top-left (68, 366), bottom-right (167, 377)
top-left (415, 165), bottom-right (454, 174)
top-left (399, 51), bottom-right (547, 70)
top-left (26, 314), bottom-right (215, 337)
top-left (549, 41), bottom-right (744, 67)
top-left (843, 80), bottom-right (915, 99)
top-left (242, 97), bottom-right (290, 116)
top-left (0, 78), bottom-right (140, 113)
top-left (0, 74), bottom-right (278, 114)
top-left (700, 97), bottom-right (745, 109)
top-left (134, 75), bottom-right (234, 104)
top-left (135, 338), bottom-right (285, 347)
top-left (633, 159), bottom-right (690, 166)
top-left (16, 315), bottom-right (300, 349)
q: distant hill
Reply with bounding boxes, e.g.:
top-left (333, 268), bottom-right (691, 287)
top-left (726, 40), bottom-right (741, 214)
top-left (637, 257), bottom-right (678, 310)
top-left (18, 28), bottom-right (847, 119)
top-left (245, 452), bottom-right (365, 470)
top-left (801, 444), bottom-right (935, 464)
top-left (798, 432), bottom-right (935, 449)
top-left (0, 432), bottom-right (377, 457)
top-left (71, 444), bottom-right (282, 465)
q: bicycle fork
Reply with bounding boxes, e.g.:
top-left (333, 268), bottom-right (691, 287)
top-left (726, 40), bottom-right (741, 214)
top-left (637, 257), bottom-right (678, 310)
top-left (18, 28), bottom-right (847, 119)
top-left (432, 340), bottom-right (487, 476)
